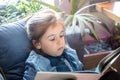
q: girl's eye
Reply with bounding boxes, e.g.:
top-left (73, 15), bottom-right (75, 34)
top-left (60, 32), bottom-right (65, 38)
top-left (60, 34), bottom-right (65, 38)
top-left (49, 37), bottom-right (55, 41)
top-left (50, 38), bottom-right (55, 41)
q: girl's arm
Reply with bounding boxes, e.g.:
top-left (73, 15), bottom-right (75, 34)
top-left (23, 64), bottom-right (36, 80)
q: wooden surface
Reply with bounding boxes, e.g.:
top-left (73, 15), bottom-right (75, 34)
top-left (83, 51), bottom-right (109, 70)
top-left (96, 1), bottom-right (120, 23)
top-left (83, 51), bottom-right (120, 72)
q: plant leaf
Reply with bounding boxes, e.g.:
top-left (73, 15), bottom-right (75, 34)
top-left (70, 0), bottom-right (81, 14)
top-left (77, 15), bottom-right (99, 40)
top-left (72, 15), bottom-right (77, 28)
top-left (76, 15), bottom-right (85, 38)
top-left (78, 13), bottom-right (111, 33)
top-left (75, 1), bottom-right (109, 14)
top-left (64, 15), bottom-right (73, 27)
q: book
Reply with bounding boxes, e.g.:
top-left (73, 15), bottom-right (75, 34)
top-left (34, 47), bottom-right (120, 80)
top-left (95, 46), bottom-right (120, 74)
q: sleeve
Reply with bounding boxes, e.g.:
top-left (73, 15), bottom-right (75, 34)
top-left (23, 63), bottom-right (37, 80)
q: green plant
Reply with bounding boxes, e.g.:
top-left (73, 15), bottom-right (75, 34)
top-left (0, 0), bottom-right (44, 25)
top-left (0, 4), bottom-right (21, 24)
top-left (37, 0), bottom-right (110, 41)
top-left (18, 0), bottom-right (43, 16)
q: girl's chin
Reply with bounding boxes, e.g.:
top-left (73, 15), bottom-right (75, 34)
top-left (54, 52), bottom-right (63, 57)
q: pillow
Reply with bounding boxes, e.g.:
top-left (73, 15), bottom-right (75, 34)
top-left (0, 19), bottom-right (30, 80)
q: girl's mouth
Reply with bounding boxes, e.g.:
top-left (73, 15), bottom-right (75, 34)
top-left (58, 47), bottom-right (63, 51)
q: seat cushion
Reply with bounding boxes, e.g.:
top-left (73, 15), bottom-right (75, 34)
top-left (0, 19), bottom-right (30, 80)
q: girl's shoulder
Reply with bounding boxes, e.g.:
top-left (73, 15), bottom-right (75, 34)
top-left (25, 50), bottom-right (53, 71)
top-left (64, 46), bottom-right (78, 59)
top-left (64, 46), bottom-right (76, 54)
top-left (26, 50), bottom-right (50, 66)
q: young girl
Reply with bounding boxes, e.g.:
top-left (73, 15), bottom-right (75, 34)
top-left (23, 9), bottom-right (83, 80)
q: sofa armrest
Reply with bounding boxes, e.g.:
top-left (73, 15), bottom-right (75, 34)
top-left (83, 51), bottom-right (110, 70)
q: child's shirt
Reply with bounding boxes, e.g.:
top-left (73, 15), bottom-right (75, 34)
top-left (23, 47), bottom-right (84, 80)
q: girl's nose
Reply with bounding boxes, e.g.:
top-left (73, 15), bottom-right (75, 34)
top-left (57, 37), bottom-right (64, 45)
top-left (57, 38), bottom-right (62, 45)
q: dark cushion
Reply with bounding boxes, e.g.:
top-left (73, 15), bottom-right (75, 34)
top-left (99, 71), bottom-right (120, 80)
top-left (0, 19), bottom-right (30, 80)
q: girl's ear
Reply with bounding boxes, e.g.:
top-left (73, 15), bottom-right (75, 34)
top-left (32, 40), bottom-right (41, 49)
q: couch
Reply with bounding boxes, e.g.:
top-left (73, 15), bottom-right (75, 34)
top-left (0, 19), bottom-right (30, 80)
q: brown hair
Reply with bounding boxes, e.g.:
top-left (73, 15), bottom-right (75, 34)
top-left (26, 9), bottom-right (63, 41)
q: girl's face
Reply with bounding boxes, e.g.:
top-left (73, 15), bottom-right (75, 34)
top-left (33, 22), bottom-right (65, 56)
